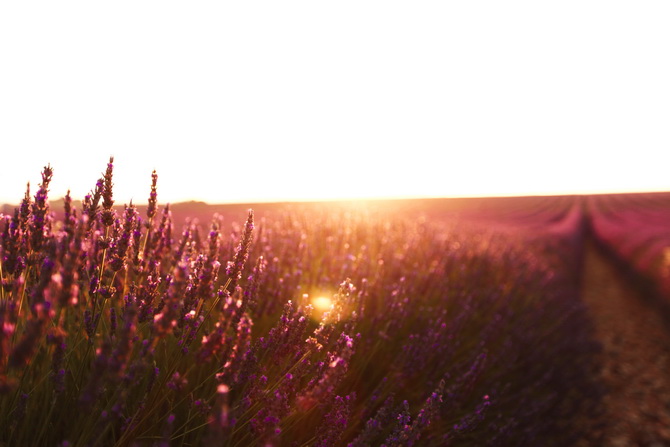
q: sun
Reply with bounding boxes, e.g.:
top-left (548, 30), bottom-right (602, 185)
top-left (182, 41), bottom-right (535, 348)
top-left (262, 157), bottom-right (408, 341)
top-left (311, 296), bottom-right (333, 313)
top-left (301, 293), bottom-right (335, 322)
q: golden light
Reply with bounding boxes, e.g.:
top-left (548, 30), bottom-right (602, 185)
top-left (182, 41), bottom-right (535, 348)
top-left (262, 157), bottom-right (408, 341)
top-left (311, 296), bottom-right (333, 313)
top-left (302, 293), bottom-right (335, 322)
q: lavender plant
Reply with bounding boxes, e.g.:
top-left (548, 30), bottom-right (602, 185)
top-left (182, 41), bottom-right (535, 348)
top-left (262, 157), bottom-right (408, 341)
top-left (0, 161), bottom-right (601, 446)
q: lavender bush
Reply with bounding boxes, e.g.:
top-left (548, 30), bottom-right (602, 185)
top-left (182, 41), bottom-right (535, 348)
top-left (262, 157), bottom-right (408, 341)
top-left (0, 161), bottom-right (600, 446)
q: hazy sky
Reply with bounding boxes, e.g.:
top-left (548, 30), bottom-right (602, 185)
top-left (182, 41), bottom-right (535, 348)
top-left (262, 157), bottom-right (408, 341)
top-left (1, 1), bottom-right (669, 205)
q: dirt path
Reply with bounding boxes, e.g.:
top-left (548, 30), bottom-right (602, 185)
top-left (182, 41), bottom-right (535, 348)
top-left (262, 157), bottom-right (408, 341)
top-left (579, 241), bottom-right (670, 446)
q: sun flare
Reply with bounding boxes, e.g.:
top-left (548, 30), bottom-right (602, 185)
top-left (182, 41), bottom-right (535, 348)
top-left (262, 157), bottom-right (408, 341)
top-left (311, 296), bottom-right (333, 313)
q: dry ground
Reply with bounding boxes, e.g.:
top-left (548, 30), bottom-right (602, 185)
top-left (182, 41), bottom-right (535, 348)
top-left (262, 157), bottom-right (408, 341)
top-left (579, 241), bottom-right (670, 446)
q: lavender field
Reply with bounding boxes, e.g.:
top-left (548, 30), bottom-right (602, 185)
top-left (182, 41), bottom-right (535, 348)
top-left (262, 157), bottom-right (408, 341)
top-left (1, 160), bottom-right (636, 446)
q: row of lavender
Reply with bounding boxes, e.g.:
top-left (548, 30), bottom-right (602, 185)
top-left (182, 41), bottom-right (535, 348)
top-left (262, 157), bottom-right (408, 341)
top-left (587, 193), bottom-right (670, 299)
top-left (0, 161), bottom-right (600, 446)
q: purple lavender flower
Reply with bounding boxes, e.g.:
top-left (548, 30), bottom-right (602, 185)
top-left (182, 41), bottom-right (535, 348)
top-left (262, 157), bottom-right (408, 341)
top-left (154, 413), bottom-right (175, 447)
top-left (8, 302), bottom-right (52, 369)
top-left (216, 313), bottom-right (254, 384)
top-left (249, 384), bottom-right (290, 445)
top-left (29, 164), bottom-right (53, 254)
top-left (173, 221), bottom-right (193, 266)
top-left (208, 218), bottom-right (221, 259)
top-left (390, 380), bottom-right (445, 446)
top-left (149, 205), bottom-right (173, 264)
top-left (147, 170), bottom-right (158, 220)
top-left (166, 371), bottom-right (188, 392)
top-left (109, 203), bottom-right (137, 272)
top-left (348, 395), bottom-right (396, 447)
top-left (47, 328), bottom-right (67, 394)
top-left (136, 269), bottom-right (162, 323)
top-left (62, 189), bottom-right (76, 238)
top-left (28, 246), bottom-right (57, 310)
top-left (18, 182), bottom-right (31, 236)
top-left (131, 219), bottom-right (143, 266)
top-left (446, 394), bottom-right (492, 441)
top-left (0, 301), bottom-right (18, 373)
top-left (244, 255), bottom-right (266, 313)
top-left (204, 383), bottom-right (232, 446)
top-left (153, 260), bottom-right (188, 338)
top-left (84, 178), bottom-right (104, 231)
top-left (298, 331), bottom-right (355, 410)
top-left (225, 210), bottom-right (254, 292)
top-left (58, 218), bottom-right (85, 307)
top-left (196, 321), bottom-right (226, 363)
top-left (101, 157), bottom-right (115, 227)
top-left (315, 393), bottom-right (355, 447)
top-left (107, 303), bottom-right (137, 380)
top-left (382, 400), bottom-right (412, 447)
top-left (80, 339), bottom-right (112, 408)
top-left (2, 210), bottom-right (23, 275)
top-left (84, 309), bottom-right (94, 340)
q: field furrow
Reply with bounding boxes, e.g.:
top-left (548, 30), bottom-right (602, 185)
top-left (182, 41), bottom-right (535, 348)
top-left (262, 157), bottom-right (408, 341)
top-left (580, 240), bottom-right (670, 446)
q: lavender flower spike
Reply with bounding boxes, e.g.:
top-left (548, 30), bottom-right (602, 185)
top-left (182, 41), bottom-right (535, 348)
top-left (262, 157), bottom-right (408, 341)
top-left (110, 203), bottom-right (137, 272)
top-left (29, 164), bottom-right (53, 254)
top-left (101, 156), bottom-right (115, 227)
top-left (147, 170), bottom-right (158, 220)
top-left (84, 178), bottom-right (104, 230)
top-left (226, 209), bottom-right (254, 292)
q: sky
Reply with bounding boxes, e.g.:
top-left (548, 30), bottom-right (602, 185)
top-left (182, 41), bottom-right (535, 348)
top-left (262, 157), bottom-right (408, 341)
top-left (1, 1), bottom-right (669, 206)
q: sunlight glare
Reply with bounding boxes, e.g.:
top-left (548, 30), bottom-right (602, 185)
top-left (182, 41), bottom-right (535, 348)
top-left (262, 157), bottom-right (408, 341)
top-left (311, 296), bottom-right (333, 313)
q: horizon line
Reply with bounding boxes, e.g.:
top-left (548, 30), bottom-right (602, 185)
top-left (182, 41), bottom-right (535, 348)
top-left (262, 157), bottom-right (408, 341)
top-left (2, 189), bottom-right (670, 208)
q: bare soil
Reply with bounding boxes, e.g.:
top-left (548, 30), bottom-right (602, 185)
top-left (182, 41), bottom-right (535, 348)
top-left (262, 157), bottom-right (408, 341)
top-left (579, 241), bottom-right (670, 446)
